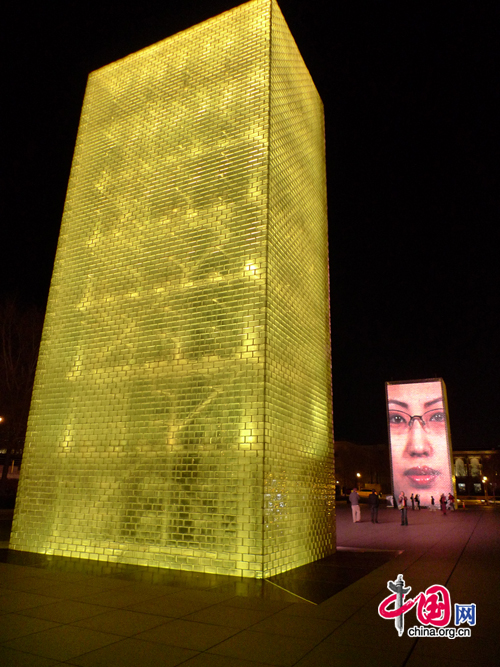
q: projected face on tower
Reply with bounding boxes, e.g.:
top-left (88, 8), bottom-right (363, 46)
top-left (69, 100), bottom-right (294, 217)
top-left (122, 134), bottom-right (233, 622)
top-left (386, 380), bottom-right (454, 507)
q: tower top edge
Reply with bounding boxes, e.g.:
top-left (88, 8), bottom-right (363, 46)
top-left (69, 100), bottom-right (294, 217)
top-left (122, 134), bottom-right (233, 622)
top-left (89, 0), bottom-right (277, 78)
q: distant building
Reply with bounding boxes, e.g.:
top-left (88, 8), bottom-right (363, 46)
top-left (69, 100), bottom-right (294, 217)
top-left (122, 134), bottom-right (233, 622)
top-left (453, 450), bottom-right (499, 497)
top-left (334, 441), bottom-right (391, 494)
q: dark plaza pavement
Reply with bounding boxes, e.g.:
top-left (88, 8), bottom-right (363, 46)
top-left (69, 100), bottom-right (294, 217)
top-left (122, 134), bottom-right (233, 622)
top-left (0, 502), bottom-right (498, 666)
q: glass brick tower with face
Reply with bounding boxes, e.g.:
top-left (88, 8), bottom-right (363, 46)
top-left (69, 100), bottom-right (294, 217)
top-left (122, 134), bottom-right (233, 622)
top-left (11, 0), bottom-right (334, 578)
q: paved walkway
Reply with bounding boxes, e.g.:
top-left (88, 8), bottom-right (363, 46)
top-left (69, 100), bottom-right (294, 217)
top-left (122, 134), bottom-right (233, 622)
top-left (0, 502), bottom-right (498, 666)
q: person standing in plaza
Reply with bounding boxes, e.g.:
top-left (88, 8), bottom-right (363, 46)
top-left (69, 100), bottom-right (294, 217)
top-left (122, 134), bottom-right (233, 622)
top-left (447, 492), bottom-right (455, 511)
top-left (410, 493), bottom-right (415, 510)
top-left (399, 491), bottom-right (408, 526)
top-left (415, 493), bottom-right (420, 510)
top-left (368, 489), bottom-right (379, 523)
top-left (440, 493), bottom-right (447, 515)
top-left (349, 488), bottom-right (361, 523)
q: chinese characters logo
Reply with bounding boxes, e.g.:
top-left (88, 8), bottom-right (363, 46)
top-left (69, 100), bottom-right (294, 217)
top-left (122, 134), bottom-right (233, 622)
top-left (378, 575), bottom-right (475, 638)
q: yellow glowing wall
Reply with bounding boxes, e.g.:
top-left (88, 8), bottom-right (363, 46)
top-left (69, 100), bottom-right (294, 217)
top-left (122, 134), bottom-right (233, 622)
top-left (264, 5), bottom-right (334, 575)
top-left (11, 0), bottom-right (334, 577)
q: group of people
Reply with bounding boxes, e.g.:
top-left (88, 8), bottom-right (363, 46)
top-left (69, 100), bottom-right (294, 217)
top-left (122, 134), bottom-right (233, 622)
top-left (428, 492), bottom-right (455, 512)
top-left (436, 492), bottom-right (455, 514)
top-left (349, 488), bottom-right (380, 524)
top-left (398, 490), bottom-right (455, 523)
top-left (349, 487), bottom-right (456, 526)
top-left (409, 493), bottom-right (421, 510)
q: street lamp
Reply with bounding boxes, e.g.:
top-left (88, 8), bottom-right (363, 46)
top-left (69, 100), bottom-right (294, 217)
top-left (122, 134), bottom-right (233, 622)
top-left (483, 476), bottom-right (489, 504)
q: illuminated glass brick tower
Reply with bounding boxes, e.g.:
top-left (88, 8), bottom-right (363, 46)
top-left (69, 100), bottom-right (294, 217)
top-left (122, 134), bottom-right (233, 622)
top-left (11, 0), bottom-right (334, 577)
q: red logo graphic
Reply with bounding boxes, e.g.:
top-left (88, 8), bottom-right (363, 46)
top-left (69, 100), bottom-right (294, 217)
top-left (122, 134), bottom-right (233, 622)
top-left (378, 575), bottom-right (451, 636)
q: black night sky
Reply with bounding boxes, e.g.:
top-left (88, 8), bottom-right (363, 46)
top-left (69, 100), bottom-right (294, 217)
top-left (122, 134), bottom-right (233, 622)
top-left (2, 1), bottom-right (498, 450)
